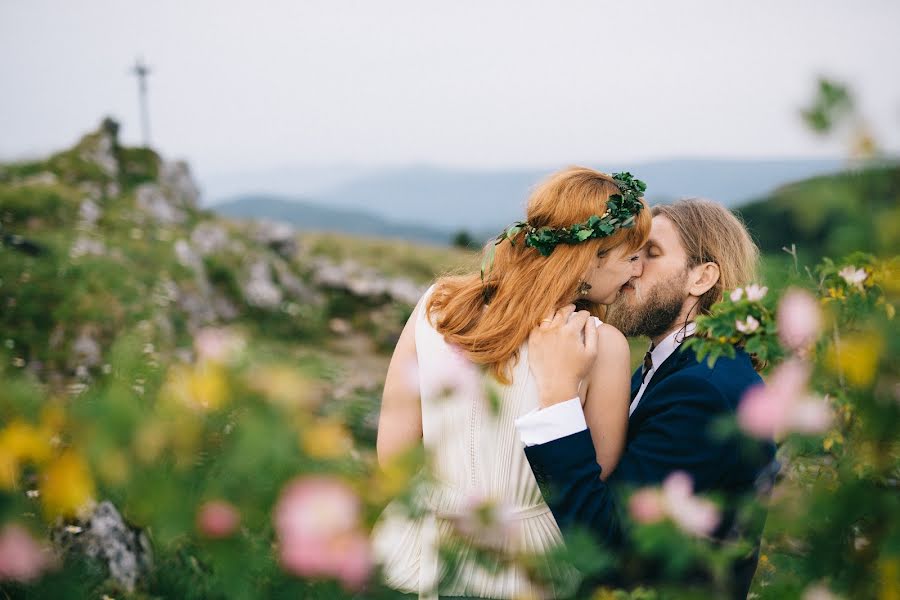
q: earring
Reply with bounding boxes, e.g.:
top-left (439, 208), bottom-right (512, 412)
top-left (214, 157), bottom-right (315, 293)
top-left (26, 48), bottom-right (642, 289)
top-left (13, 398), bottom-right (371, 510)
top-left (578, 281), bottom-right (592, 296)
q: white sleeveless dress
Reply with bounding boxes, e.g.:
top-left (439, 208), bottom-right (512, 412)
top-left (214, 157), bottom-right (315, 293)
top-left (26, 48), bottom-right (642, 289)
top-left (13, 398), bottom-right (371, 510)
top-left (372, 285), bottom-right (590, 599)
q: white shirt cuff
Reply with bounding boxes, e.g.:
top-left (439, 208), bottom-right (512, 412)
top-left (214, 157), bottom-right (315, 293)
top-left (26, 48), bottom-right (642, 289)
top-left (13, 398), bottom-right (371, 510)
top-left (514, 398), bottom-right (587, 447)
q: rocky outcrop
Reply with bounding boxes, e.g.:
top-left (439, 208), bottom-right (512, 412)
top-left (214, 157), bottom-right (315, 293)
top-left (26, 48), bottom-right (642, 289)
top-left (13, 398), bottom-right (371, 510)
top-left (310, 257), bottom-right (424, 306)
top-left (53, 501), bottom-right (153, 592)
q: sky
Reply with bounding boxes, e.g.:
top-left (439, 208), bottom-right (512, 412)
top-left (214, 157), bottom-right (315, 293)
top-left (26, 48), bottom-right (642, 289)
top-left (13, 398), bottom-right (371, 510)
top-left (2, 0), bottom-right (899, 182)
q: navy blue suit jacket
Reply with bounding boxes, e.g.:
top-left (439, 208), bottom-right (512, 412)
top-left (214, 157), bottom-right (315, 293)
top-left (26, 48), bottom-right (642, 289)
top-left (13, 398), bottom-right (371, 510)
top-left (524, 343), bottom-right (777, 598)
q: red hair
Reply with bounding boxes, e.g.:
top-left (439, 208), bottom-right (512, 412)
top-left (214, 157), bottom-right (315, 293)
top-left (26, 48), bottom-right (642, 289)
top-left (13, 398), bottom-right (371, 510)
top-left (427, 167), bottom-right (651, 383)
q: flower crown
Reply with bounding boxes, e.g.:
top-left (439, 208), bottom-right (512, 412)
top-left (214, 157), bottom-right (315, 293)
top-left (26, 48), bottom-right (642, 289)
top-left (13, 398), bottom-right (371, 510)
top-left (480, 172), bottom-right (647, 288)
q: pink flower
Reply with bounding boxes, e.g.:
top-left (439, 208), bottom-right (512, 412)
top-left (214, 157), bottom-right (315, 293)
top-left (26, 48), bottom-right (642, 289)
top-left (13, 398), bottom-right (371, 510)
top-left (838, 266), bottom-right (867, 290)
top-left (777, 288), bottom-right (821, 352)
top-left (275, 476), bottom-right (360, 543)
top-left (197, 500), bottom-right (241, 538)
top-left (730, 288), bottom-right (744, 302)
top-left (420, 344), bottom-right (484, 403)
top-left (274, 476), bottom-right (372, 590)
top-left (788, 398), bottom-right (834, 434)
top-left (0, 524), bottom-right (55, 583)
top-left (745, 284), bottom-right (768, 302)
top-left (194, 328), bottom-right (245, 364)
top-left (738, 359), bottom-right (832, 439)
top-left (661, 472), bottom-right (720, 537)
top-left (452, 495), bottom-right (516, 549)
top-left (628, 472), bottom-right (720, 537)
top-left (628, 489), bottom-right (666, 524)
top-left (736, 315), bottom-right (760, 334)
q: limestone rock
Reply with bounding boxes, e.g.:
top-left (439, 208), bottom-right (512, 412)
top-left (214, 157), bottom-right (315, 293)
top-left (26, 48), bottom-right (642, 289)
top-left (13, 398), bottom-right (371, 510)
top-left (159, 160), bottom-right (200, 209)
top-left (243, 258), bottom-right (283, 309)
top-left (53, 501), bottom-right (152, 592)
top-left (253, 220), bottom-right (297, 259)
top-left (190, 222), bottom-right (231, 256)
top-left (135, 183), bottom-right (186, 225)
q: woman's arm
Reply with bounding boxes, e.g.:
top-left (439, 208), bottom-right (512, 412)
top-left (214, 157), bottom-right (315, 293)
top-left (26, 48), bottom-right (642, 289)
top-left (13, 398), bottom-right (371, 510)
top-left (376, 301), bottom-right (424, 467)
top-left (581, 323), bottom-right (631, 479)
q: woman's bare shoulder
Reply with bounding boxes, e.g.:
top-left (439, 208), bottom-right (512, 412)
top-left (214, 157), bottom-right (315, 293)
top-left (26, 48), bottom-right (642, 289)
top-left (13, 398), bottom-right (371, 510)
top-left (595, 322), bottom-right (630, 358)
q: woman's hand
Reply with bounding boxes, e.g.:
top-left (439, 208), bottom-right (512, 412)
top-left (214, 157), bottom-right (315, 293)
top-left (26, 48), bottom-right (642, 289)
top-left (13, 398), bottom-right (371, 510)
top-left (527, 305), bottom-right (599, 409)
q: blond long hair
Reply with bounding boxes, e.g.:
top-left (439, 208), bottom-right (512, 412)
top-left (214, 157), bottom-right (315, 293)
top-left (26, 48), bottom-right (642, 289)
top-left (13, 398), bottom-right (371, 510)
top-left (652, 199), bottom-right (760, 315)
top-left (427, 167), bottom-right (651, 383)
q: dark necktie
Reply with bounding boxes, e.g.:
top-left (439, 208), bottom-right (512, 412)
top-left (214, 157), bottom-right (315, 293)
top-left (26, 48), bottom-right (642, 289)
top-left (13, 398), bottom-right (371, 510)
top-left (641, 346), bottom-right (655, 384)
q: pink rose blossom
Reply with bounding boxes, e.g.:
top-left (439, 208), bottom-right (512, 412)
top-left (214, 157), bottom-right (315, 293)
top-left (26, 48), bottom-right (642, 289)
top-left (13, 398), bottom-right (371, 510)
top-left (274, 476), bottom-right (371, 590)
top-left (628, 489), bottom-right (666, 524)
top-left (197, 500), bottom-right (241, 538)
top-left (0, 524), bottom-right (55, 583)
top-left (661, 472), bottom-right (720, 536)
top-left (730, 288), bottom-right (744, 302)
top-left (745, 284), bottom-right (768, 302)
top-left (777, 288), bottom-right (822, 352)
top-left (838, 266), bottom-right (867, 290)
top-left (738, 359), bottom-right (832, 438)
top-left (736, 315), bottom-right (760, 334)
top-left (275, 477), bottom-right (360, 543)
top-left (629, 472), bottom-right (720, 537)
top-left (453, 495), bottom-right (517, 549)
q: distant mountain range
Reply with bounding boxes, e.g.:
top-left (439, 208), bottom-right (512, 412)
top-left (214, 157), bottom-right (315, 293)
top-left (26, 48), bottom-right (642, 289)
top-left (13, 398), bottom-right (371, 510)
top-left (207, 158), bottom-right (846, 243)
top-left (211, 195), bottom-right (456, 244)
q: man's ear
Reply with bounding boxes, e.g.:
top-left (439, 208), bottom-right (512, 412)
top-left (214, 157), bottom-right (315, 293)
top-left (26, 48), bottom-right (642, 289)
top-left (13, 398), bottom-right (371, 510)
top-left (688, 262), bottom-right (720, 298)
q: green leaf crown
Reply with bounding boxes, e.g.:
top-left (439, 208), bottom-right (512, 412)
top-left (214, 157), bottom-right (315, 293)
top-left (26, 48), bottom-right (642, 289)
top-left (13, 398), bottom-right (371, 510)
top-left (481, 172), bottom-right (647, 288)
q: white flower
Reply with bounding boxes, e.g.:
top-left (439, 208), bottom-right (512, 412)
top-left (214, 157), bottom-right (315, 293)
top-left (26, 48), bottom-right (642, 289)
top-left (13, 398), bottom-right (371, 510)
top-left (736, 315), bottom-right (760, 334)
top-left (838, 266), bottom-right (867, 290)
top-left (730, 288), bottom-right (744, 302)
top-left (745, 284), bottom-right (768, 302)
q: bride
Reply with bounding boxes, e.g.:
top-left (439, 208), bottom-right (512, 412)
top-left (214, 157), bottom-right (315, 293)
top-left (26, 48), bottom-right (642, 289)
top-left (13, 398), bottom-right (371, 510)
top-left (372, 167), bottom-right (651, 599)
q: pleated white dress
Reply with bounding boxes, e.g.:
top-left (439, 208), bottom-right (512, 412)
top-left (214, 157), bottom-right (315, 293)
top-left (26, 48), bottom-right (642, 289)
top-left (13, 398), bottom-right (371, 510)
top-left (372, 286), bottom-right (583, 599)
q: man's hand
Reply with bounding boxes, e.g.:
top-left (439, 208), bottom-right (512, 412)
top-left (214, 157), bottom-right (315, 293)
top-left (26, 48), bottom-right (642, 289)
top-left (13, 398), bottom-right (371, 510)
top-left (528, 305), bottom-right (599, 409)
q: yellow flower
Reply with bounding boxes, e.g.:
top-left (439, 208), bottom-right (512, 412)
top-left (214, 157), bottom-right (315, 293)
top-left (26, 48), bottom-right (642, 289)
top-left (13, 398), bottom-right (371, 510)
top-left (162, 363), bottom-right (229, 412)
top-left (0, 420), bottom-right (54, 489)
top-left (301, 419), bottom-right (353, 459)
top-left (40, 449), bottom-right (96, 519)
top-left (826, 332), bottom-right (884, 388)
top-left (244, 365), bottom-right (321, 410)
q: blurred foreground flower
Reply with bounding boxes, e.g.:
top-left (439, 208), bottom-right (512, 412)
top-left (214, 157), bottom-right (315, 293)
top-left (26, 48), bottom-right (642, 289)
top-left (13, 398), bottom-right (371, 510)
top-left (452, 495), bottom-right (516, 550)
top-left (628, 471), bottom-right (720, 537)
top-left (301, 419), bottom-right (353, 459)
top-left (162, 363), bottom-right (229, 412)
top-left (0, 524), bottom-right (57, 582)
top-left (197, 500), bottom-right (241, 539)
top-left (738, 359), bottom-right (833, 439)
top-left (244, 365), bottom-right (322, 411)
top-left (777, 288), bottom-right (822, 352)
top-left (825, 332), bottom-right (883, 388)
top-left (194, 327), bottom-right (246, 364)
top-left (274, 476), bottom-right (372, 590)
top-left (39, 449), bottom-right (96, 519)
top-left (0, 420), bottom-right (53, 489)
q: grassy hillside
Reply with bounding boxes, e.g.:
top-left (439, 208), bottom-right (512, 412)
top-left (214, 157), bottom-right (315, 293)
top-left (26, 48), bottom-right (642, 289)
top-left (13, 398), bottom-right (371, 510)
top-left (737, 163), bottom-right (900, 261)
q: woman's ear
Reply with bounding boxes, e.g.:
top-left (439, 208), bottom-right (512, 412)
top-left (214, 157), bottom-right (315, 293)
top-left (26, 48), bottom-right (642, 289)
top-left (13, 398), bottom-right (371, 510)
top-left (688, 262), bottom-right (720, 298)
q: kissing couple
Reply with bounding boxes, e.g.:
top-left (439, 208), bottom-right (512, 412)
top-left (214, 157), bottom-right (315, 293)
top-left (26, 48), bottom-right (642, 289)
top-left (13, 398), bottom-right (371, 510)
top-left (372, 167), bottom-right (777, 599)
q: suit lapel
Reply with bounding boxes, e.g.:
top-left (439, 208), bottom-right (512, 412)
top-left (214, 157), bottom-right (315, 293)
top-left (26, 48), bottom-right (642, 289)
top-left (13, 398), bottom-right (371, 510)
top-left (629, 345), bottom-right (697, 418)
top-left (630, 367), bottom-right (643, 400)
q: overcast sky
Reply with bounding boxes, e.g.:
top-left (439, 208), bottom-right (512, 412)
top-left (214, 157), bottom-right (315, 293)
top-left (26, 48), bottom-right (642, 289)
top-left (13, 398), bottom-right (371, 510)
top-left (2, 0), bottom-right (898, 179)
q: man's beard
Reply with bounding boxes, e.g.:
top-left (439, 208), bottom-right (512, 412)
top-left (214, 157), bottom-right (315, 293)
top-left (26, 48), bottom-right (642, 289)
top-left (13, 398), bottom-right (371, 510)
top-left (606, 270), bottom-right (688, 339)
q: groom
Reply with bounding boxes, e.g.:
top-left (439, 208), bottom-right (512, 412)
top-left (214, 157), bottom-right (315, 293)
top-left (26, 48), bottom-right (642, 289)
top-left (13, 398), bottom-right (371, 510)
top-left (516, 199), bottom-right (778, 599)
